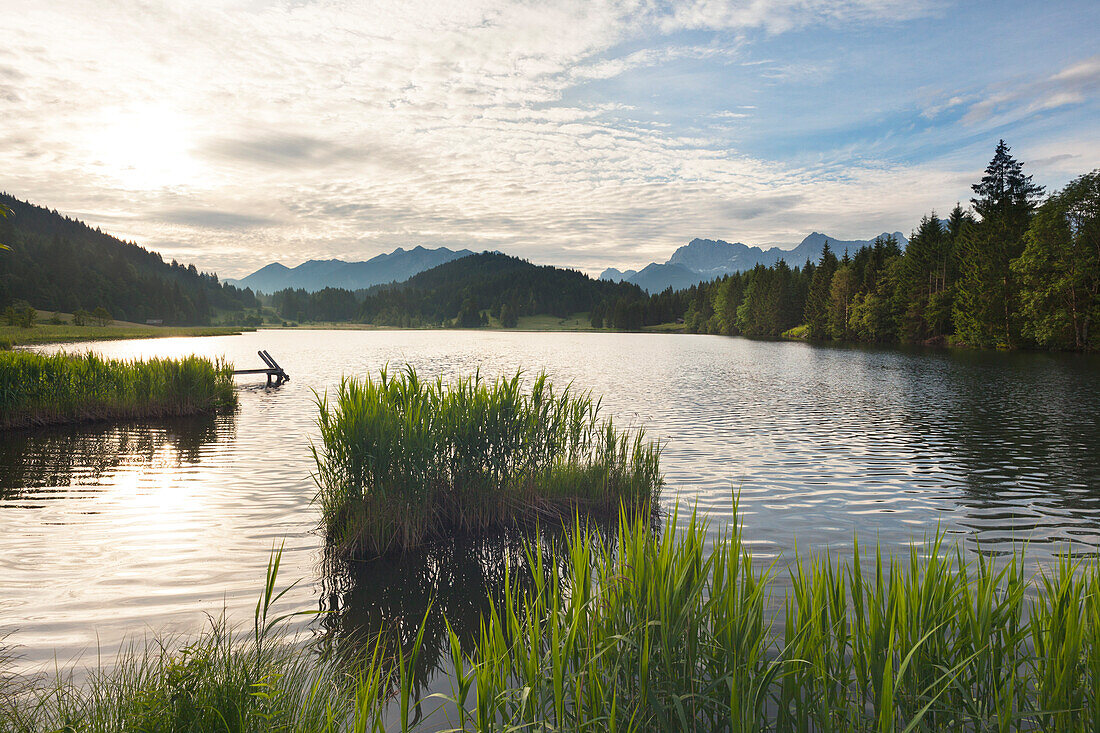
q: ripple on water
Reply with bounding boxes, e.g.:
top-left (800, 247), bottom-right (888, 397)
top-left (0, 331), bottom-right (1099, 672)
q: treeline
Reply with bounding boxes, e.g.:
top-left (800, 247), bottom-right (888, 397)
top-left (0, 195), bottom-right (260, 325)
top-left (616, 142), bottom-right (1100, 352)
top-left (268, 252), bottom-right (646, 327)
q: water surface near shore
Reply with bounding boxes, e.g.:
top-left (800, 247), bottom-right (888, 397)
top-left (2, 329), bottom-right (1099, 672)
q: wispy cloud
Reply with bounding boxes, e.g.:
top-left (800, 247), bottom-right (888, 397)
top-left (934, 54), bottom-right (1100, 125)
top-left (0, 0), bottom-right (1094, 277)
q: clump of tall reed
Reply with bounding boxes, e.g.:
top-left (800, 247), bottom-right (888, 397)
top-left (428, 507), bottom-right (1100, 731)
top-left (9, 514), bottom-right (1100, 731)
top-left (0, 547), bottom-right (405, 733)
top-left (0, 351), bottom-right (236, 429)
top-left (312, 367), bottom-right (662, 555)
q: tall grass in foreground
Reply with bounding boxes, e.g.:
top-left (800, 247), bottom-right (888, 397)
top-left (7, 515), bottom-right (1100, 731)
top-left (432, 511), bottom-right (1100, 731)
top-left (312, 367), bottom-right (662, 555)
top-left (0, 547), bottom-right (398, 733)
top-left (0, 351), bottom-right (236, 429)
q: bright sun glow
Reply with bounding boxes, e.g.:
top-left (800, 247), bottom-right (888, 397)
top-left (88, 103), bottom-right (201, 190)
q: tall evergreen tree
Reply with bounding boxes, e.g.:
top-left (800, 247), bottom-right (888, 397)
top-left (1012, 170), bottom-right (1100, 351)
top-left (803, 242), bottom-right (838, 338)
top-left (898, 214), bottom-right (946, 341)
top-left (827, 264), bottom-right (857, 340)
top-left (712, 275), bottom-right (745, 335)
top-left (953, 141), bottom-right (1044, 347)
top-left (0, 201), bottom-right (12, 251)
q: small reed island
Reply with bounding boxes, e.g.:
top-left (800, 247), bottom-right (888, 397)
top-left (312, 367), bottom-right (662, 556)
top-left (0, 351), bottom-right (237, 430)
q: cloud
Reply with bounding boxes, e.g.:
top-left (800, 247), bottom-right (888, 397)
top-left (156, 208), bottom-right (279, 230)
top-left (659, 0), bottom-right (941, 33)
top-left (961, 54), bottom-right (1100, 124)
top-left (0, 0), bottom-right (1090, 279)
top-left (920, 95), bottom-right (966, 119)
top-left (202, 134), bottom-right (363, 169)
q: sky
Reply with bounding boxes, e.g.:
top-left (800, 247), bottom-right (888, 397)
top-left (1, 0), bottom-right (1097, 278)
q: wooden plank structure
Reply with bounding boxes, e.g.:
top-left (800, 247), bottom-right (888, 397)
top-left (232, 350), bottom-right (290, 387)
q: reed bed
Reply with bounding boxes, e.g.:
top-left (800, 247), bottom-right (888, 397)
top-left (0, 351), bottom-right (236, 429)
top-left (9, 514), bottom-right (1100, 731)
top-left (7, 515), bottom-right (1100, 731)
top-left (312, 367), bottom-right (662, 555)
top-left (436, 510), bottom-right (1100, 732)
top-left (0, 548), bottom-right (400, 733)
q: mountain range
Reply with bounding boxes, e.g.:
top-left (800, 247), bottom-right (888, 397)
top-left (228, 245), bottom-right (474, 293)
top-left (600, 231), bottom-right (908, 293)
top-left (231, 231), bottom-right (908, 295)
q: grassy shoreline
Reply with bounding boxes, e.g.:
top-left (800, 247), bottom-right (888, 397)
top-left (0, 351), bottom-right (237, 430)
top-left (0, 323), bottom-right (251, 348)
top-left (260, 316), bottom-right (684, 334)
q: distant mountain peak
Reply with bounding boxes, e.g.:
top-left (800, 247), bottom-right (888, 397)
top-left (603, 230), bottom-right (908, 293)
top-left (252, 261), bottom-right (290, 273)
top-left (229, 245), bottom-right (475, 292)
top-left (599, 267), bottom-right (638, 282)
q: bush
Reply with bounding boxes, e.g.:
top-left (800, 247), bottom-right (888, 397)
top-left (781, 323), bottom-right (811, 339)
top-left (91, 306), bottom-right (113, 327)
top-left (4, 302), bottom-right (35, 328)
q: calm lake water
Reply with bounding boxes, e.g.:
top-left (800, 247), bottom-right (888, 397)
top-left (2, 329), bottom-right (1100, 676)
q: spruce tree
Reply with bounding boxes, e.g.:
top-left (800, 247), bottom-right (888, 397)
top-left (0, 201), bottom-right (13, 251)
top-left (1012, 170), bottom-right (1100, 351)
top-left (898, 214), bottom-right (945, 341)
top-left (953, 141), bottom-right (1044, 347)
top-left (827, 264), bottom-right (856, 340)
top-left (803, 241), bottom-right (838, 338)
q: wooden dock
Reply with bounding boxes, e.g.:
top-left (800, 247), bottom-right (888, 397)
top-left (233, 350), bottom-right (289, 387)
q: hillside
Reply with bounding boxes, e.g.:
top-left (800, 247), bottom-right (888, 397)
top-left (229, 245), bottom-right (475, 292)
top-left (0, 195), bottom-right (259, 325)
top-left (269, 252), bottom-right (646, 327)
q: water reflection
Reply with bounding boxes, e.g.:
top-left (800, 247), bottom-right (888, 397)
top-left (316, 518), bottom-right (635, 698)
top-left (0, 416), bottom-right (231, 502)
top-left (893, 349), bottom-right (1100, 551)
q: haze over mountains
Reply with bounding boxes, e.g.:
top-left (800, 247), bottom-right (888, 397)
top-left (601, 232), bottom-right (908, 293)
top-left (228, 245), bottom-right (474, 293)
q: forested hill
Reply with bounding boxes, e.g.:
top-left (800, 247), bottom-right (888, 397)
top-left (0, 194), bottom-right (259, 324)
top-left (270, 252), bottom-right (646, 326)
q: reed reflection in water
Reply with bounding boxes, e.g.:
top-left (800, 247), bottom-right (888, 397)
top-left (315, 517), bottom-right (634, 726)
top-left (0, 415), bottom-right (227, 501)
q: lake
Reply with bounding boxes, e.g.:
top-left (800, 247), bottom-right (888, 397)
top-left (2, 329), bottom-right (1099, 675)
